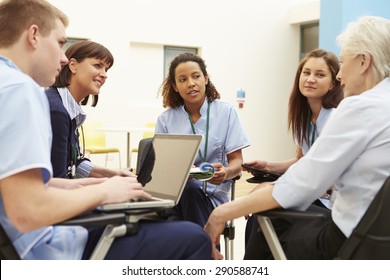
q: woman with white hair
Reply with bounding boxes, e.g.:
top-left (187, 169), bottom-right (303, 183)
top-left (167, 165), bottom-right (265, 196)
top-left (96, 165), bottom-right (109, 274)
top-left (204, 15), bottom-right (390, 260)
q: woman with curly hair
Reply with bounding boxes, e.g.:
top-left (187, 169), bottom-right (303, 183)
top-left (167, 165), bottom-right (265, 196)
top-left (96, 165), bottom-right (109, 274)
top-left (156, 52), bottom-right (250, 227)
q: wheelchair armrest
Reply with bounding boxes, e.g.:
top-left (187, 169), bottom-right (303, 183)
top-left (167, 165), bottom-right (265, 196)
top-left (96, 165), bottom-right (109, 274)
top-left (255, 208), bottom-right (327, 219)
top-left (60, 212), bottom-right (127, 227)
top-left (58, 209), bottom-right (162, 260)
top-left (60, 208), bottom-right (165, 227)
top-left (254, 209), bottom-right (327, 260)
top-left (232, 173), bottom-right (242, 181)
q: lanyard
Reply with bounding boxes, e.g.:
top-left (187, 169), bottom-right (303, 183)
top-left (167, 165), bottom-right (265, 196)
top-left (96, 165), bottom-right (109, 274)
top-left (68, 126), bottom-right (85, 179)
top-left (68, 143), bottom-right (78, 178)
top-left (307, 111), bottom-right (317, 148)
top-left (187, 102), bottom-right (210, 163)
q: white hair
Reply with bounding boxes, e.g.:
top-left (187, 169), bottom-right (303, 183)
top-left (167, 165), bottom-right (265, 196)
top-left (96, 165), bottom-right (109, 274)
top-left (337, 16), bottom-right (390, 80)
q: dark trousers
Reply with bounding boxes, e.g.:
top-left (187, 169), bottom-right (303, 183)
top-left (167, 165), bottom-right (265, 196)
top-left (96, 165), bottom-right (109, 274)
top-left (244, 205), bottom-right (346, 260)
top-left (165, 180), bottom-right (214, 227)
top-left (82, 220), bottom-right (212, 260)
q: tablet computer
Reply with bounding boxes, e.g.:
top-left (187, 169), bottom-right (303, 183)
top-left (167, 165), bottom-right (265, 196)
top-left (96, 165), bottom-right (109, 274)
top-left (241, 164), bottom-right (281, 183)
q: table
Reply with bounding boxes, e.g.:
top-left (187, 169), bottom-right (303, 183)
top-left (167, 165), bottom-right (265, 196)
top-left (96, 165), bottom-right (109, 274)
top-left (96, 127), bottom-right (155, 168)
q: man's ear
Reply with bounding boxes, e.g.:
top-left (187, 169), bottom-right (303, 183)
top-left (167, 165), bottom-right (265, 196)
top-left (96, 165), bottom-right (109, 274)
top-left (68, 58), bottom-right (78, 74)
top-left (27, 25), bottom-right (39, 49)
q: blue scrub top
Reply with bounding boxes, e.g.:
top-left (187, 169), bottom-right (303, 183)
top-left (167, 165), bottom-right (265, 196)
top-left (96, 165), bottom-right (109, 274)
top-left (156, 99), bottom-right (250, 205)
top-left (0, 56), bottom-right (87, 259)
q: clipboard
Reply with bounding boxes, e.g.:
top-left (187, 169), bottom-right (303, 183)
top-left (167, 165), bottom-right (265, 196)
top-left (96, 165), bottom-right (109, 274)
top-left (242, 164), bottom-right (281, 183)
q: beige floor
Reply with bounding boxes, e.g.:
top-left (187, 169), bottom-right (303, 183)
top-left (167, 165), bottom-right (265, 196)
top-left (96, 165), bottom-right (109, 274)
top-left (219, 172), bottom-right (256, 260)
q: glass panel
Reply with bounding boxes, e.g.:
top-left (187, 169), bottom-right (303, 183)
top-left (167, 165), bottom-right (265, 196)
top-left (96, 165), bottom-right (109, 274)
top-left (300, 23), bottom-right (319, 59)
top-left (164, 46), bottom-right (197, 78)
top-left (64, 37), bottom-right (88, 51)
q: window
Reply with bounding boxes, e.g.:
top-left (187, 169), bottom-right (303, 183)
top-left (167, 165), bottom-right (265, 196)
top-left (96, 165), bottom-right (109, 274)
top-left (64, 37), bottom-right (88, 51)
top-left (300, 23), bottom-right (319, 59)
top-left (163, 46), bottom-right (198, 78)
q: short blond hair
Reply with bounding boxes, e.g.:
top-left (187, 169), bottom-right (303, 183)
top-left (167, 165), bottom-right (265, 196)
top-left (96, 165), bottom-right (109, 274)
top-left (0, 0), bottom-right (69, 48)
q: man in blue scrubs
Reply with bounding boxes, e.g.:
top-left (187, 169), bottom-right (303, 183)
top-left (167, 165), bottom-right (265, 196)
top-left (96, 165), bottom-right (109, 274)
top-left (0, 0), bottom-right (211, 260)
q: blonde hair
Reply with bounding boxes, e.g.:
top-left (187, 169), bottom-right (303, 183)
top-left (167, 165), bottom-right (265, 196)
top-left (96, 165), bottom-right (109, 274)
top-left (0, 0), bottom-right (68, 48)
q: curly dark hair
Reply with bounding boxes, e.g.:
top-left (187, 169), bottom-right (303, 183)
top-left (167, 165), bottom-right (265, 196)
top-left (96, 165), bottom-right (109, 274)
top-left (159, 52), bottom-right (220, 108)
top-left (288, 48), bottom-right (344, 145)
top-left (52, 40), bottom-right (114, 107)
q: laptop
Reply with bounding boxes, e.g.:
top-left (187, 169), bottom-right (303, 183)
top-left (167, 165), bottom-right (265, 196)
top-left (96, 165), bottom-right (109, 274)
top-left (96, 134), bottom-right (202, 211)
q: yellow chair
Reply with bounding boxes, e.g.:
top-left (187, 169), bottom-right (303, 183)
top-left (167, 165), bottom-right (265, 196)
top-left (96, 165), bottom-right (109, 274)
top-left (80, 121), bottom-right (121, 168)
top-left (129, 122), bottom-right (155, 169)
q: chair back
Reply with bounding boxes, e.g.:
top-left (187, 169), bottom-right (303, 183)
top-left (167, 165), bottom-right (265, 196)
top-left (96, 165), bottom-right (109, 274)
top-left (142, 122), bottom-right (156, 139)
top-left (136, 138), bottom-right (153, 172)
top-left (337, 175), bottom-right (390, 259)
top-left (0, 224), bottom-right (20, 260)
top-left (81, 122), bottom-right (107, 147)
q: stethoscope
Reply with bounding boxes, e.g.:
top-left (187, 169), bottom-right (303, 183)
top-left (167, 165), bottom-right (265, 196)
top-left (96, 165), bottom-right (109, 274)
top-left (67, 125), bottom-right (85, 179)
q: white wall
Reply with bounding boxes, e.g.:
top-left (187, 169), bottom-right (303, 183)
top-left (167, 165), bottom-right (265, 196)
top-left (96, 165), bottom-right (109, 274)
top-left (48, 0), bottom-right (319, 167)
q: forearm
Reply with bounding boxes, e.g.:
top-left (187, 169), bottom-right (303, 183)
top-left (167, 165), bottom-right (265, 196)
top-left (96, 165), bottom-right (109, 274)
top-left (48, 178), bottom-right (77, 189)
top-left (49, 177), bottom-right (106, 189)
top-left (268, 148), bottom-right (302, 174)
top-left (225, 157), bottom-right (243, 180)
top-left (89, 165), bottom-right (117, 178)
top-left (2, 170), bottom-right (107, 232)
top-left (31, 184), bottom-right (105, 229)
top-left (225, 150), bottom-right (243, 179)
top-left (89, 165), bottom-right (134, 178)
top-left (267, 158), bottom-right (297, 174)
top-left (212, 182), bottom-right (280, 223)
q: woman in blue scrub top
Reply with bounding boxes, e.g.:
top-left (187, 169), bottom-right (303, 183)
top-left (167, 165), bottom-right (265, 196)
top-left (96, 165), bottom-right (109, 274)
top-left (156, 52), bottom-right (250, 227)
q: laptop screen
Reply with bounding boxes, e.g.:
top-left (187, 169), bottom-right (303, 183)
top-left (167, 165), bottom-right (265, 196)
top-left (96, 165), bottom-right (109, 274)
top-left (142, 134), bottom-right (202, 202)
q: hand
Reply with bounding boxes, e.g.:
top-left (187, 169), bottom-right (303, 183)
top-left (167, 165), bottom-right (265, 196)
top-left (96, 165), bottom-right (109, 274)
top-left (242, 160), bottom-right (270, 175)
top-left (100, 176), bottom-right (151, 204)
top-left (207, 163), bottom-right (226, 185)
top-left (204, 212), bottom-right (225, 260)
top-left (116, 169), bottom-right (136, 177)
